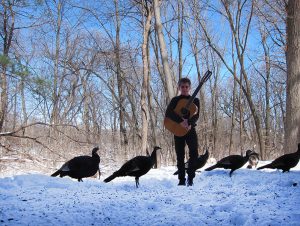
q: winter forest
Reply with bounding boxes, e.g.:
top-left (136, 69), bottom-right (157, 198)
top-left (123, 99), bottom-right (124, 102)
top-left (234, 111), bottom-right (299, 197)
top-left (1, 0), bottom-right (300, 225)
top-left (0, 0), bottom-right (300, 174)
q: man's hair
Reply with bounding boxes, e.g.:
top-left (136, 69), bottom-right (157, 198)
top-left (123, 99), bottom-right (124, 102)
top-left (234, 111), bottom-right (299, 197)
top-left (178, 77), bottom-right (191, 87)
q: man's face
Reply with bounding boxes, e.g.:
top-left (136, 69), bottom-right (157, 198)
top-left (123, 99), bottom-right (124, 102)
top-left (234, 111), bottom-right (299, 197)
top-left (179, 82), bottom-right (191, 96)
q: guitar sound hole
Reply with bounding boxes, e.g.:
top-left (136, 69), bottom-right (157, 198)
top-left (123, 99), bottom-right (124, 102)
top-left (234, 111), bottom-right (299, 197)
top-left (181, 108), bottom-right (189, 118)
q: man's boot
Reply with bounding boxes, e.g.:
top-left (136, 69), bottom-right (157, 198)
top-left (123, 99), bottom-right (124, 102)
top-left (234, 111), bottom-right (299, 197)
top-left (178, 178), bottom-right (186, 186)
top-left (187, 177), bottom-right (193, 186)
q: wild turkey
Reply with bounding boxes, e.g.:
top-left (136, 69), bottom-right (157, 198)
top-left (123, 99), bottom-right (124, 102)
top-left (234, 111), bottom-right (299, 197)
top-left (51, 147), bottom-right (100, 182)
top-left (247, 151), bottom-right (259, 169)
top-left (104, 146), bottom-right (161, 187)
top-left (257, 143), bottom-right (300, 172)
top-left (205, 150), bottom-right (252, 177)
top-left (174, 149), bottom-right (209, 175)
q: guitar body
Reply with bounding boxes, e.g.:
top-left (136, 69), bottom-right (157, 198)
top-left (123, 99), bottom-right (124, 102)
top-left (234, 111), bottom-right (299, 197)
top-left (164, 99), bottom-right (197, 137)
top-left (164, 70), bottom-right (212, 137)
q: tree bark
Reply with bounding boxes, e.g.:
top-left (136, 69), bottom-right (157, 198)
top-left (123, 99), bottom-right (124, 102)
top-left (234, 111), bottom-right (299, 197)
top-left (147, 31), bottom-right (160, 168)
top-left (51, 1), bottom-right (62, 124)
top-left (0, 1), bottom-right (14, 132)
top-left (210, 54), bottom-right (220, 154)
top-left (153, 0), bottom-right (175, 101)
top-left (284, 0), bottom-right (300, 153)
top-left (177, 0), bottom-right (184, 80)
top-left (261, 28), bottom-right (271, 158)
top-left (20, 72), bottom-right (28, 125)
top-left (114, 0), bottom-right (128, 146)
top-left (82, 73), bottom-right (91, 142)
top-left (229, 34), bottom-right (237, 155)
top-left (229, 74), bottom-right (237, 155)
top-left (141, 5), bottom-right (153, 155)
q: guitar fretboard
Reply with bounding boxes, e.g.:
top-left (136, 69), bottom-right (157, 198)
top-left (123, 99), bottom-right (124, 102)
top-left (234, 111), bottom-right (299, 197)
top-left (184, 70), bottom-right (212, 110)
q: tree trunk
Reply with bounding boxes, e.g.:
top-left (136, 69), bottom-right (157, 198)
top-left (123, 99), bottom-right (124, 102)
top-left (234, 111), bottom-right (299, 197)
top-left (51, 1), bottom-right (62, 124)
top-left (153, 0), bottom-right (175, 101)
top-left (110, 76), bottom-right (118, 150)
top-left (0, 67), bottom-right (8, 132)
top-left (0, 1), bottom-right (14, 132)
top-left (141, 6), bottom-right (152, 155)
top-left (210, 57), bottom-right (220, 154)
top-left (82, 73), bottom-right (90, 142)
top-left (229, 35), bottom-right (237, 154)
top-left (229, 74), bottom-right (237, 155)
top-left (261, 29), bottom-right (271, 158)
top-left (238, 71), bottom-right (244, 153)
top-left (285, 0), bottom-right (300, 153)
top-left (125, 80), bottom-right (139, 145)
top-left (150, 32), bottom-right (165, 91)
top-left (114, 0), bottom-right (128, 146)
top-left (20, 73), bottom-right (28, 125)
top-left (177, 0), bottom-right (183, 80)
top-left (147, 30), bottom-right (160, 167)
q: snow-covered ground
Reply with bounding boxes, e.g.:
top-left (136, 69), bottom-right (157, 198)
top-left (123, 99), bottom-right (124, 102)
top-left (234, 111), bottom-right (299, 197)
top-left (1, 163), bottom-right (300, 226)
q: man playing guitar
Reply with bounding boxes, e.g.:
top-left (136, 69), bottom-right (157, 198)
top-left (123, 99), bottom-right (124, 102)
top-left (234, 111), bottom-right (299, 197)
top-left (165, 77), bottom-right (200, 186)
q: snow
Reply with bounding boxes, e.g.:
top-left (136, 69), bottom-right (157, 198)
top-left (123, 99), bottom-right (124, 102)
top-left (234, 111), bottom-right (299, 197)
top-left (1, 163), bottom-right (300, 226)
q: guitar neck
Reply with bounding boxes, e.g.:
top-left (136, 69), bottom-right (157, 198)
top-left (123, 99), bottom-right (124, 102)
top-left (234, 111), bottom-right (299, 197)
top-left (185, 82), bottom-right (202, 109)
top-left (185, 70), bottom-right (212, 109)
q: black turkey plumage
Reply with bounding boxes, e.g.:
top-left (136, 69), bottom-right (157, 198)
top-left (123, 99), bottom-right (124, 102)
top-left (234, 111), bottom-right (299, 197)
top-left (205, 150), bottom-right (252, 177)
top-left (257, 143), bottom-right (300, 172)
top-left (173, 149), bottom-right (209, 175)
top-left (104, 146), bottom-right (161, 187)
top-left (51, 147), bottom-right (100, 182)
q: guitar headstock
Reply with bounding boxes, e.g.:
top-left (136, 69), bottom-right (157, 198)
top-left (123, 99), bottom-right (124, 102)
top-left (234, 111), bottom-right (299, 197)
top-left (200, 70), bottom-right (212, 84)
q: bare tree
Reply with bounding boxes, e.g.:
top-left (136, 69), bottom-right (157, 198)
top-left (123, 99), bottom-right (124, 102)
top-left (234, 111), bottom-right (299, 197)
top-left (53, 1), bottom-right (62, 124)
top-left (284, 0), bottom-right (300, 153)
top-left (113, 0), bottom-right (128, 146)
top-left (177, 0), bottom-right (184, 80)
top-left (140, 1), bottom-right (153, 154)
top-left (153, 0), bottom-right (175, 101)
top-left (0, 0), bottom-right (15, 132)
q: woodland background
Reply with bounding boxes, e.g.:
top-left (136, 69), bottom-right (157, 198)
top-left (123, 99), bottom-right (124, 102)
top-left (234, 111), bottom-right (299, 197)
top-left (0, 0), bottom-right (299, 174)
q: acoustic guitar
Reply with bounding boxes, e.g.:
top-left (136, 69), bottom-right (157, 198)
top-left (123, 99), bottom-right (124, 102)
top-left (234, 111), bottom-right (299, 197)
top-left (164, 70), bottom-right (212, 137)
